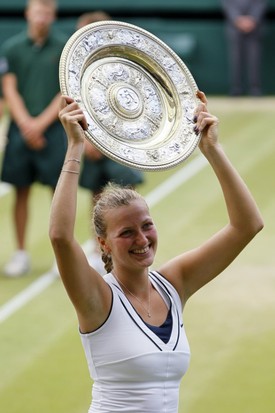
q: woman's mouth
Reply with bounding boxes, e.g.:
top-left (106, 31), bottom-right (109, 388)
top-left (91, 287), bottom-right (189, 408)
top-left (131, 246), bottom-right (150, 255)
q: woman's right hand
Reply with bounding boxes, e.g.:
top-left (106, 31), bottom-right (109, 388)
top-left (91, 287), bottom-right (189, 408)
top-left (59, 96), bottom-right (88, 144)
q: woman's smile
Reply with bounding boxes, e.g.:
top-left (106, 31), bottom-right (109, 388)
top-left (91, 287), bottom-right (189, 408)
top-left (130, 246), bottom-right (150, 255)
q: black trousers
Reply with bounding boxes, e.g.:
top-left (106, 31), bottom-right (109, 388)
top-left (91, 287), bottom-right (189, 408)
top-left (226, 26), bottom-right (263, 96)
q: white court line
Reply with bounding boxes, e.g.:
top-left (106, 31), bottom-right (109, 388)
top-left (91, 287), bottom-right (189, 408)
top-left (0, 272), bottom-right (58, 323)
top-left (0, 154), bottom-right (207, 323)
top-left (145, 155), bottom-right (207, 208)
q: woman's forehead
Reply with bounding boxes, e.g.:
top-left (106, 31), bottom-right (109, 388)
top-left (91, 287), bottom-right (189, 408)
top-left (105, 198), bottom-right (150, 224)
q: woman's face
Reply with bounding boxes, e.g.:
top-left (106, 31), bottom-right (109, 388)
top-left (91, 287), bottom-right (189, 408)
top-left (102, 199), bottom-right (158, 272)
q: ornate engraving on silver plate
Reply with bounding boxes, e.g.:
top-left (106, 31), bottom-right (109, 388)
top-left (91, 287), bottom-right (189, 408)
top-left (59, 21), bottom-right (200, 171)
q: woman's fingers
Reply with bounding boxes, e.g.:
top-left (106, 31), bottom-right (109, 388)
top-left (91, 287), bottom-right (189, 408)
top-left (196, 90), bottom-right (207, 105)
top-left (59, 95), bottom-right (74, 110)
top-left (193, 91), bottom-right (218, 131)
top-left (198, 113), bottom-right (219, 131)
top-left (59, 95), bottom-right (88, 130)
top-left (193, 91), bottom-right (208, 123)
top-left (79, 116), bottom-right (88, 131)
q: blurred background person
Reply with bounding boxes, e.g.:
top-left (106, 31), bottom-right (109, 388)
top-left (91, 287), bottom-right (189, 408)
top-left (76, 11), bottom-right (145, 274)
top-left (0, 97), bottom-right (4, 119)
top-left (76, 10), bottom-right (111, 28)
top-left (0, 96), bottom-right (9, 152)
top-left (0, 0), bottom-right (67, 277)
top-left (221, 0), bottom-right (268, 96)
top-left (0, 60), bottom-right (8, 150)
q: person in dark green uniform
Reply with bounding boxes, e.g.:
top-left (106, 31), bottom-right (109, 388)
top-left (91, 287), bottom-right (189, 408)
top-left (0, 0), bottom-right (67, 277)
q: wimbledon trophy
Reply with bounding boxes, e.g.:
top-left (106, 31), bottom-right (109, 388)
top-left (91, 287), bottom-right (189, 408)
top-left (59, 21), bottom-right (200, 171)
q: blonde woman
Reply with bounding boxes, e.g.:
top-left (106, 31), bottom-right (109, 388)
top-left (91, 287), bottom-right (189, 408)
top-left (49, 92), bottom-right (263, 413)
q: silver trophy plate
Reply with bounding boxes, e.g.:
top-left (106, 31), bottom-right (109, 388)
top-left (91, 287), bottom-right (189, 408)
top-left (59, 21), bottom-right (200, 171)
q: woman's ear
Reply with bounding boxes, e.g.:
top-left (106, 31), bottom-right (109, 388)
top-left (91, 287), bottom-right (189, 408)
top-left (98, 236), bottom-right (111, 254)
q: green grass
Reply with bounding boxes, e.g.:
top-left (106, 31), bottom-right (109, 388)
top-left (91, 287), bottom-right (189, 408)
top-left (1, 97), bottom-right (275, 413)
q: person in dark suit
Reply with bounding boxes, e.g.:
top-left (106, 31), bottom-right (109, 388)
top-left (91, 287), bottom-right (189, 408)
top-left (221, 0), bottom-right (268, 96)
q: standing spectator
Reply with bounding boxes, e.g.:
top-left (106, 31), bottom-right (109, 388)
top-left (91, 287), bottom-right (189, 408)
top-left (0, 50), bottom-right (8, 141)
top-left (1, 0), bottom-right (67, 277)
top-left (76, 11), bottom-right (144, 274)
top-left (76, 10), bottom-right (111, 28)
top-left (221, 0), bottom-right (268, 96)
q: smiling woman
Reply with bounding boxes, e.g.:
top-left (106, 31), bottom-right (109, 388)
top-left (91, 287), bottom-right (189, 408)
top-left (93, 185), bottom-right (158, 276)
top-left (48, 92), bottom-right (263, 413)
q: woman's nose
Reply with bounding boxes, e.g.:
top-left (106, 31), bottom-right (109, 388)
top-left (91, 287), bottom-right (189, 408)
top-left (135, 231), bottom-right (147, 245)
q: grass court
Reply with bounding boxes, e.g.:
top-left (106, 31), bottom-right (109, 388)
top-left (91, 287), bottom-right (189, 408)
top-left (0, 97), bottom-right (274, 413)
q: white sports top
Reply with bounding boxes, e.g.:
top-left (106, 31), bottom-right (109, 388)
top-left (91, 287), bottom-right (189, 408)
top-left (80, 271), bottom-right (191, 413)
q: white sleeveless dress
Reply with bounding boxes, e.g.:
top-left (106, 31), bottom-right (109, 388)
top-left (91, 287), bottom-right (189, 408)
top-left (80, 271), bottom-right (191, 413)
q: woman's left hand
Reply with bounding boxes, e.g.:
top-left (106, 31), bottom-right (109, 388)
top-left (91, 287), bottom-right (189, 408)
top-left (194, 91), bottom-right (219, 152)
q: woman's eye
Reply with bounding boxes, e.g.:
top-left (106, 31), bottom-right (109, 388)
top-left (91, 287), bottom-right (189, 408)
top-left (143, 222), bottom-right (153, 230)
top-left (121, 230), bottom-right (132, 237)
